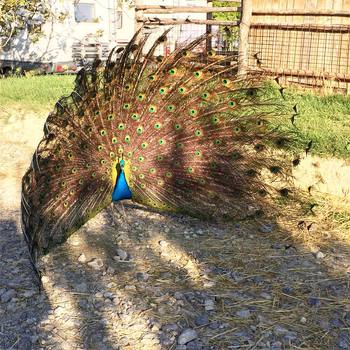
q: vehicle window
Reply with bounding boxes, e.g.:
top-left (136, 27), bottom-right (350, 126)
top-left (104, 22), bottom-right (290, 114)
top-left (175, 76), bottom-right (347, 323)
top-left (75, 3), bottom-right (95, 23)
top-left (116, 11), bottom-right (122, 29)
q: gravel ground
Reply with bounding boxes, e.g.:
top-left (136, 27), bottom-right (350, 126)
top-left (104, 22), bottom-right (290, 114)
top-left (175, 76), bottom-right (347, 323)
top-left (0, 113), bottom-right (349, 350)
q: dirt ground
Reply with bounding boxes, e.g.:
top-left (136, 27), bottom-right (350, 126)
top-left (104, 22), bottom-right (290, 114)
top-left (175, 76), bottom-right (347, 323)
top-left (0, 111), bottom-right (349, 350)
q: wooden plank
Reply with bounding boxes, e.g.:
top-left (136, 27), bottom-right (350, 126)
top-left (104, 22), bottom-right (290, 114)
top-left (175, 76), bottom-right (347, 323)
top-left (260, 67), bottom-right (350, 80)
top-left (137, 17), bottom-right (239, 26)
top-left (250, 23), bottom-right (350, 32)
top-left (135, 6), bottom-right (240, 13)
top-left (252, 9), bottom-right (350, 16)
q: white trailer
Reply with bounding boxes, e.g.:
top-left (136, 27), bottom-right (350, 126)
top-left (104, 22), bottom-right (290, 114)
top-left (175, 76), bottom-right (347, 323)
top-left (0, 0), bottom-right (136, 74)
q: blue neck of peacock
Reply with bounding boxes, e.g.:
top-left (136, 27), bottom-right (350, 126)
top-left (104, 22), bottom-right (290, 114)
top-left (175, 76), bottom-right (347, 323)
top-left (112, 159), bottom-right (132, 202)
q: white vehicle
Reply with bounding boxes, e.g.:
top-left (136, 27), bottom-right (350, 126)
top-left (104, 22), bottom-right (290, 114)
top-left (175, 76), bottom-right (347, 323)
top-left (0, 0), bottom-right (136, 74)
top-left (0, 0), bottom-right (210, 75)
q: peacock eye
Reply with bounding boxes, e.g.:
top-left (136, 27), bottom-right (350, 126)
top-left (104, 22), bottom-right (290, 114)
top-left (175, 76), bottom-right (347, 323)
top-left (149, 105), bottom-right (157, 113)
top-left (149, 74), bottom-right (156, 81)
top-left (188, 109), bottom-right (197, 116)
top-left (228, 100), bottom-right (236, 107)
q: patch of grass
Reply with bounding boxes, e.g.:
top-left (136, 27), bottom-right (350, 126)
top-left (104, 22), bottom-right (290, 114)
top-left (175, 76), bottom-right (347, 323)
top-left (264, 82), bottom-right (350, 160)
top-left (0, 75), bottom-right (349, 160)
top-left (0, 75), bottom-right (75, 113)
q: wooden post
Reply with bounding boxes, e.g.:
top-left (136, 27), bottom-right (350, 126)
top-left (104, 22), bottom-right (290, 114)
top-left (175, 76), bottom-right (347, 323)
top-left (206, 0), bottom-right (213, 52)
top-left (238, 0), bottom-right (252, 76)
top-left (135, 0), bottom-right (143, 32)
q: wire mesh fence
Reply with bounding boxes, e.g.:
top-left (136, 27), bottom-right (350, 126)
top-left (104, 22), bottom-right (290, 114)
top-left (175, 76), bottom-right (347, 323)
top-left (249, 23), bottom-right (350, 93)
top-left (248, 0), bottom-right (350, 93)
top-left (140, 23), bottom-right (240, 57)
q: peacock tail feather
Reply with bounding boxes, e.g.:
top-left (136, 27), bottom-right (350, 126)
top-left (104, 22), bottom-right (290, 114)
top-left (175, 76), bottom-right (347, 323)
top-left (21, 31), bottom-right (298, 271)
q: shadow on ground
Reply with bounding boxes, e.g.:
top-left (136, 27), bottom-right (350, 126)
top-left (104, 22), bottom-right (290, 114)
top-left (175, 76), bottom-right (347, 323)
top-left (2, 200), bottom-right (347, 350)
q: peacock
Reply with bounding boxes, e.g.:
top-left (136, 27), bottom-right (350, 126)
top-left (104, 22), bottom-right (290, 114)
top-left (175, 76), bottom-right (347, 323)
top-left (21, 31), bottom-right (298, 282)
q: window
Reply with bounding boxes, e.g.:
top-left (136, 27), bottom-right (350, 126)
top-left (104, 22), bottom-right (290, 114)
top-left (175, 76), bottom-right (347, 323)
top-left (116, 11), bottom-right (122, 29)
top-left (74, 3), bottom-right (95, 23)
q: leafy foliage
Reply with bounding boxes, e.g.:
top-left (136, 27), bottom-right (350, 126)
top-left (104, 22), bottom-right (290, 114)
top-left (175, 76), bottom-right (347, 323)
top-left (0, 0), bottom-right (51, 48)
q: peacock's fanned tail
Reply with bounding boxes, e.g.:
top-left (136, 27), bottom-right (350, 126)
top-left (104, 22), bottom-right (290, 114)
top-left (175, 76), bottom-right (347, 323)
top-left (21, 31), bottom-right (296, 267)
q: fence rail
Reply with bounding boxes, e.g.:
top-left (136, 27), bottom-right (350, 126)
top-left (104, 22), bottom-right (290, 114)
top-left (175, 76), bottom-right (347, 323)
top-left (252, 9), bottom-right (350, 17)
top-left (135, 6), bottom-right (240, 14)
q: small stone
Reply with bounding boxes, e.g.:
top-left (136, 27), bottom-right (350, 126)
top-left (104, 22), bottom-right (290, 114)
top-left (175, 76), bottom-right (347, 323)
top-left (124, 285), bottom-right (136, 291)
top-left (78, 253), bottom-right (87, 263)
top-left (282, 334), bottom-right (297, 345)
top-left (203, 280), bottom-right (216, 288)
top-left (116, 248), bottom-right (128, 260)
top-left (87, 258), bottom-right (104, 270)
top-left (236, 309), bottom-right (251, 318)
top-left (136, 272), bottom-right (150, 281)
top-left (271, 341), bottom-right (283, 349)
top-left (159, 240), bottom-right (168, 247)
top-left (75, 283), bottom-right (88, 293)
top-left (186, 339), bottom-right (204, 350)
top-left (17, 335), bottom-right (32, 350)
top-left (204, 298), bottom-right (215, 311)
top-left (308, 297), bottom-right (321, 307)
top-left (23, 289), bottom-right (36, 298)
top-left (106, 266), bottom-right (115, 274)
top-left (282, 286), bottom-right (293, 295)
top-left (159, 333), bottom-right (172, 346)
top-left (178, 328), bottom-right (198, 345)
top-left (273, 325), bottom-right (295, 336)
top-left (1, 289), bottom-right (15, 303)
top-left (337, 330), bottom-right (350, 349)
top-left (78, 299), bottom-right (89, 310)
top-left (232, 329), bottom-right (250, 338)
top-left (175, 346), bottom-right (186, 350)
top-left (95, 292), bottom-right (103, 298)
top-left (315, 251), bottom-right (325, 259)
top-left (209, 321), bottom-right (220, 330)
top-left (151, 324), bottom-right (160, 332)
top-left (330, 318), bottom-right (343, 328)
top-left (41, 276), bottom-right (49, 283)
top-left (271, 243), bottom-right (283, 249)
top-left (259, 223), bottom-right (274, 233)
top-left (345, 312), bottom-right (350, 327)
top-left (103, 292), bottom-right (114, 299)
top-left (162, 323), bottom-right (178, 332)
top-left (260, 292), bottom-right (272, 300)
top-left (54, 306), bottom-right (65, 316)
top-left (30, 335), bottom-right (39, 344)
top-left (300, 316), bottom-right (307, 324)
top-left (194, 313), bottom-right (209, 326)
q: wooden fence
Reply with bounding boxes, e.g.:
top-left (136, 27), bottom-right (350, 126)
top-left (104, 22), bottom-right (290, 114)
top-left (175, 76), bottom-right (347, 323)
top-left (247, 0), bottom-right (350, 93)
top-left (134, 1), bottom-right (241, 58)
top-left (135, 0), bottom-right (350, 93)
